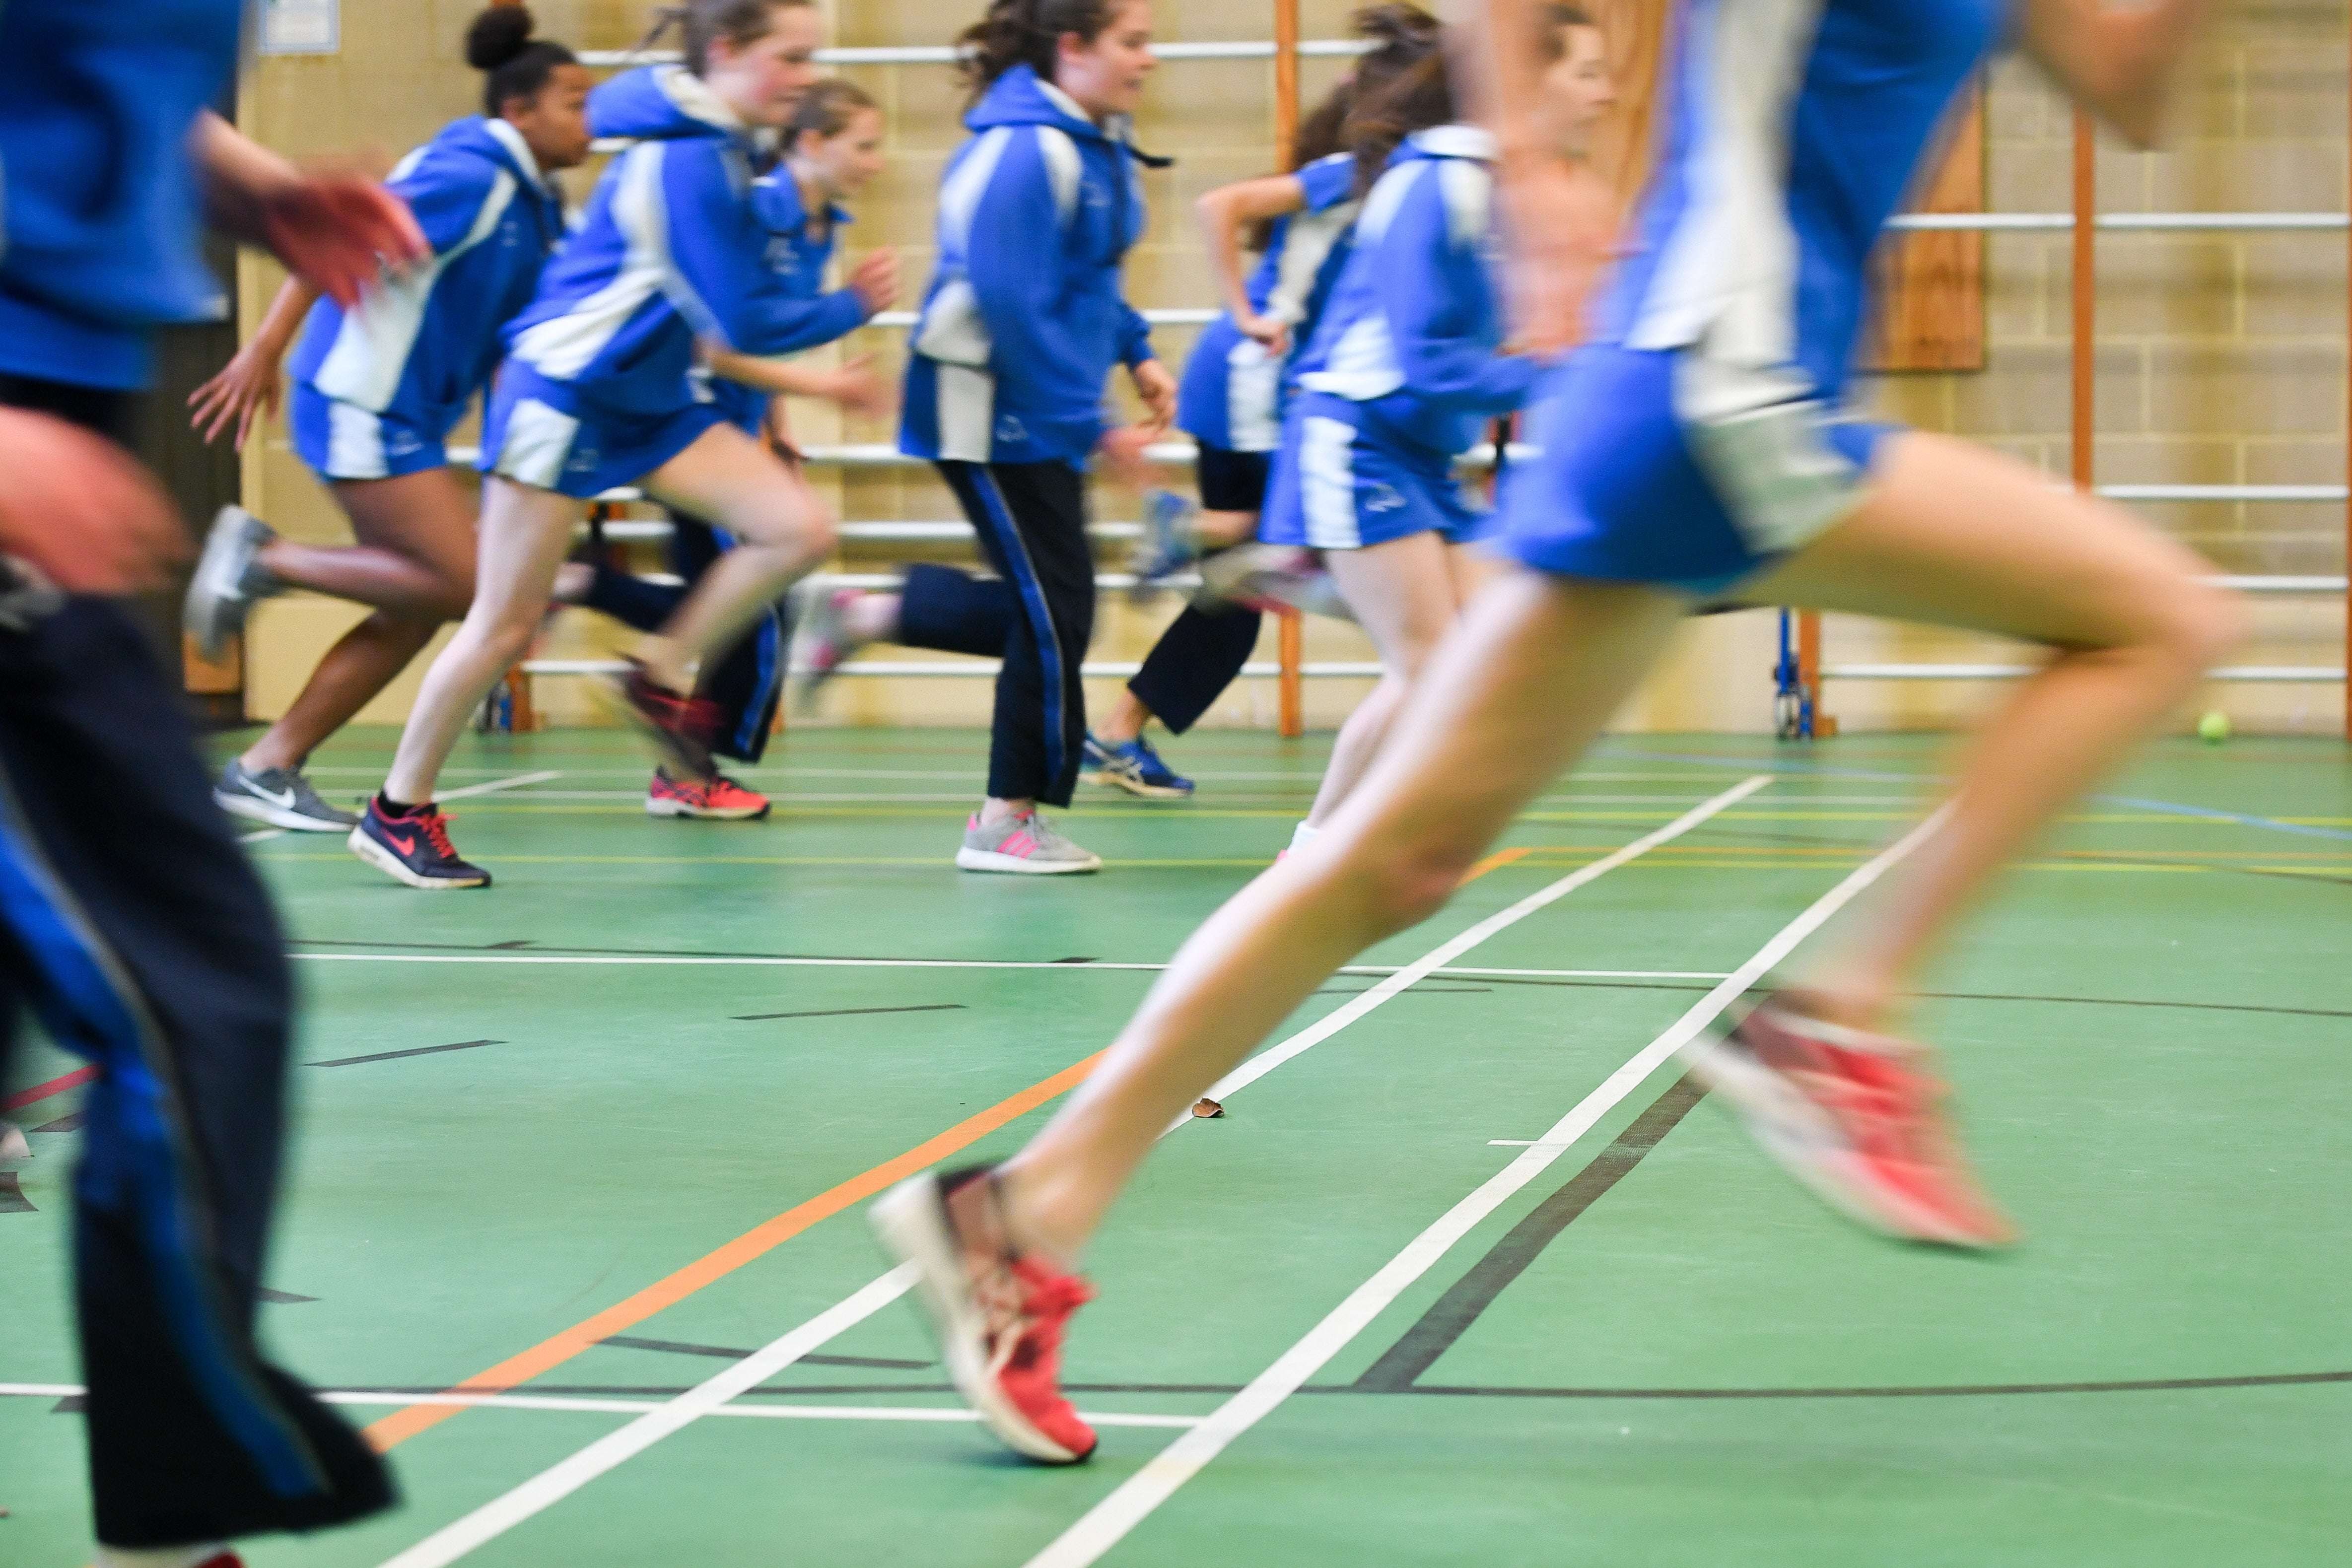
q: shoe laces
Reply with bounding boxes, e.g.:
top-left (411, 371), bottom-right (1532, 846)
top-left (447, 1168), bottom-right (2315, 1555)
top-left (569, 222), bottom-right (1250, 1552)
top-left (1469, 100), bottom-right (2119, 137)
top-left (414, 807), bottom-right (460, 860)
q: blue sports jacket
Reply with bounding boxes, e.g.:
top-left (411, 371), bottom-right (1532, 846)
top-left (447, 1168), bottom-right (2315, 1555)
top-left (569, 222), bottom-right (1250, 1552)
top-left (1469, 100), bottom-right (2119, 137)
top-left (709, 170), bottom-right (852, 436)
top-left (1293, 127), bottom-right (1540, 458)
top-left (288, 117), bottom-right (566, 440)
top-left (503, 67), bottom-right (871, 418)
top-left (0, 0), bottom-right (244, 390)
top-left (900, 65), bottom-right (1156, 466)
top-left (1176, 150), bottom-right (1360, 454)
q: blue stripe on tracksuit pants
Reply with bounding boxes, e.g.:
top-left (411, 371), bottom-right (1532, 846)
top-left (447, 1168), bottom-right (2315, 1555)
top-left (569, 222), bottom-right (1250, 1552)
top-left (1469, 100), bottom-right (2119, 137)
top-left (928, 460), bottom-right (1095, 807)
top-left (0, 376), bottom-right (391, 1550)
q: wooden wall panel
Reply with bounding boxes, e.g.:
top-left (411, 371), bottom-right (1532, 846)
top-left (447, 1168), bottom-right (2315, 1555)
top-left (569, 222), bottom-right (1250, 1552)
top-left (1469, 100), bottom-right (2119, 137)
top-left (1864, 85), bottom-right (1987, 372)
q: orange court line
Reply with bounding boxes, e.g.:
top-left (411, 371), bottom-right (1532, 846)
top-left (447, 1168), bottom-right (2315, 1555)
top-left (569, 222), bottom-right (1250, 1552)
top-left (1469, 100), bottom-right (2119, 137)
top-left (366, 843), bottom-right (1535, 1451)
top-left (363, 1048), bottom-right (1107, 1451)
top-left (1460, 846), bottom-right (1532, 882)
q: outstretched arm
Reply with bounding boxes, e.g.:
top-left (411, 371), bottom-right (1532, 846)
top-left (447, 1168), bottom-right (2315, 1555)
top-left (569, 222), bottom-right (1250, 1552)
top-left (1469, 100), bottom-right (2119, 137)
top-left (188, 273), bottom-right (321, 448)
top-left (2019, 0), bottom-right (2210, 148)
top-left (191, 112), bottom-right (427, 306)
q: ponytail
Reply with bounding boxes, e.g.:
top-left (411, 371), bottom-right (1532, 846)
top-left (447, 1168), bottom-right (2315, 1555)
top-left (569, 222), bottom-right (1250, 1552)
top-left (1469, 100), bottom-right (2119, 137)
top-left (1343, 41), bottom-right (1455, 195)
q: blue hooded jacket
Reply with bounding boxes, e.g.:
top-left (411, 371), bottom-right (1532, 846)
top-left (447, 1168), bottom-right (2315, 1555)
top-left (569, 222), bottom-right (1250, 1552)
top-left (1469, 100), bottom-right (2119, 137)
top-left (288, 117), bottom-right (566, 441)
top-left (503, 66), bottom-right (871, 419)
top-left (1293, 127), bottom-right (1539, 459)
top-left (1176, 150), bottom-right (1360, 454)
top-left (900, 65), bottom-right (1156, 466)
top-left (708, 170), bottom-right (853, 436)
top-left (0, 0), bottom-right (244, 390)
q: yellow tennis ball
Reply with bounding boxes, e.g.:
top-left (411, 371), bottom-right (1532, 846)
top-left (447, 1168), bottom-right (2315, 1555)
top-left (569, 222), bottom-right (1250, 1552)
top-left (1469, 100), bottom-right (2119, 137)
top-left (2198, 710), bottom-right (2231, 745)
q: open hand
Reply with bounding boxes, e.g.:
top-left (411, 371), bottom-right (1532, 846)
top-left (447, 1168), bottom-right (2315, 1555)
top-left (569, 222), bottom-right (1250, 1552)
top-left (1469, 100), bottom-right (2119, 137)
top-left (822, 354), bottom-right (897, 420)
top-left (1234, 310), bottom-right (1290, 356)
top-left (188, 343), bottom-right (284, 450)
top-left (0, 410), bottom-right (187, 594)
top-left (1129, 358), bottom-right (1178, 433)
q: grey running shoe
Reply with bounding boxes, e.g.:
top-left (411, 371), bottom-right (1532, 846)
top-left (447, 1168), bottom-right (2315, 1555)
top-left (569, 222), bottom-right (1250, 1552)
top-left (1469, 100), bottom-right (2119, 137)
top-left (0, 1121), bottom-right (27, 1162)
top-left (186, 505), bottom-right (279, 659)
top-left (954, 809), bottom-right (1102, 875)
top-left (790, 582), bottom-right (870, 713)
top-left (215, 758), bottom-right (358, 832)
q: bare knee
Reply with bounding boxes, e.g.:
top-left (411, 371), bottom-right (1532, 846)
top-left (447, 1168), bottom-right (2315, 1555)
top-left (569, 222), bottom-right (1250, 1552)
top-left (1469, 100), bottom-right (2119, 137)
top-left (1353, 834), bottom-right (1477, 937)
top-left (2140, 577), bottom-right (2247, 680)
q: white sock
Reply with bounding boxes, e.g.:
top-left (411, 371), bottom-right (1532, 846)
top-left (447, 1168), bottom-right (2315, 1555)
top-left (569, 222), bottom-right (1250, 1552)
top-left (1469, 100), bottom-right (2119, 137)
top-left (1290, 820), bottom-right (1321, 851)
top-left (97, 1545), bottom-right (229, 1568)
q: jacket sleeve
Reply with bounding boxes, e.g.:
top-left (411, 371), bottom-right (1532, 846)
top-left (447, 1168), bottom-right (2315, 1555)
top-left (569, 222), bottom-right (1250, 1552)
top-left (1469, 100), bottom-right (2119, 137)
top-left (1118, 300), bottom-right (1155, 370)
top-left (389, 148), bottom-right (503, 258)
top-left (656, 141), bottom-right (871, 356)
top-left (1376, 165), bottom-right (1541, 416)
top-left (965, 129), bottom-right (1119, 397)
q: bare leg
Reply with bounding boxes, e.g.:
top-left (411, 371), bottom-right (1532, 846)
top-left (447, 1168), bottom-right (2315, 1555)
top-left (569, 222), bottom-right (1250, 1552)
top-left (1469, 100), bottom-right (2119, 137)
top-left (997, 434), bottom-right (2238, 1265)
top-left (1304, 532), bottom-right (1462, 829)
top-left (1731, 432), bottom-right (2242, 1026)
top-left (1196, 508), bottom-right (1257, 550)
top-left (1092, 687), bottom-right (1154, 745)
top-left (241, 472), bottom-right (477, 774)
top-left (636, 425), bottom-right (835, 693)
top-left (1001, 571), bottom-right (1684, 1259)
top-left (381, 479), bottom-right (578, 805)
top-left (255, 469), bottom-right (479, 616)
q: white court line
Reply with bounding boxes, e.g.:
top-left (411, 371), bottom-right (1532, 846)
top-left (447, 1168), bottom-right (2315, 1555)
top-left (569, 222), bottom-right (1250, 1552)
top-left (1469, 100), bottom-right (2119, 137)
top-left (375, 1265), bottom-right (919, 1568)
top-left (238, 769), bottom-right (560, 845)
top-left (1022, 808), bottom-right (1948, 1568)
top-left (1180, 777), bottom-right (1772, 1123)
top-left (363, 777), bottom-right (1770, 1568)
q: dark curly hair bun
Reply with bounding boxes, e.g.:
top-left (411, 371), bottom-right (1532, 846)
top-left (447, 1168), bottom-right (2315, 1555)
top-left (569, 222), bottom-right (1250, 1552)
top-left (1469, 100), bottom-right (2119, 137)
top-left (466, 5), bottom-right (539, 72)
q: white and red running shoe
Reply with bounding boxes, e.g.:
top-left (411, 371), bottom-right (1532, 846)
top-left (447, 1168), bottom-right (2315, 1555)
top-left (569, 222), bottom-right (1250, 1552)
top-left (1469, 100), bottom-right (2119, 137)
top-left (871, 1166), bottom-right (1099, 1464)
top-left (1685, 991), bottom-right (2016, 1249)
top-left (645, 769), bottom-right (771, 820)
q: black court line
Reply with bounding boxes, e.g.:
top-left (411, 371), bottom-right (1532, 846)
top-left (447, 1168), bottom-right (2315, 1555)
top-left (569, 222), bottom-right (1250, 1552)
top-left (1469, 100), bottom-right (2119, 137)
top-left (731, 1004), bottom-right (967, 1023)
top-left (309, 1039), bottom-right (504, 1068)
top-left (600, 1334), bottom-right (930, 1370)
top-left (1353, 1074), bottom-right (1708, 1393)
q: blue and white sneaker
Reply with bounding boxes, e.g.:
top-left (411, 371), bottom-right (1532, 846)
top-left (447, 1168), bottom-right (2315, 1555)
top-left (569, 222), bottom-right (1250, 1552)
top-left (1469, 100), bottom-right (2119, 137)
top-left (1082, 733), bottom-right (1194, 799)
top-left (1126, 488), bottom-right (1199, 602)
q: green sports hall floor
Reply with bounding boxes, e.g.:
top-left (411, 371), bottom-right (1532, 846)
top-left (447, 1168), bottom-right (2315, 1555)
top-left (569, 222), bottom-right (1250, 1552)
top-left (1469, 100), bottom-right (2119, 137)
top-left (4, 725), bottom-right (2348, 1567)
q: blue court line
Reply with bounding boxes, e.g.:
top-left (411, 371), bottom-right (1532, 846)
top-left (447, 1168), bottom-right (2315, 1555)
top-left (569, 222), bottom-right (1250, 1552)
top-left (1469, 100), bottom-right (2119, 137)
top-left (1595, 746), bottom-right (2352, 844)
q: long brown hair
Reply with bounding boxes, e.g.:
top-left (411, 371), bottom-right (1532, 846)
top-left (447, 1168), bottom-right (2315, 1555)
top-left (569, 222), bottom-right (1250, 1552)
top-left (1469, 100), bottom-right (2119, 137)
top-left (1246, 4), bottom-right (1440, 251)
top-left (1343, 36), bottom-right (1456, 195)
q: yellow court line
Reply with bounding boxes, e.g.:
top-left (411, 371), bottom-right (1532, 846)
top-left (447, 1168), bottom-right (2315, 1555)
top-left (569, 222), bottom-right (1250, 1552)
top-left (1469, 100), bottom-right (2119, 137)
top-left (362, 1048), bottom-right (1109, 1452)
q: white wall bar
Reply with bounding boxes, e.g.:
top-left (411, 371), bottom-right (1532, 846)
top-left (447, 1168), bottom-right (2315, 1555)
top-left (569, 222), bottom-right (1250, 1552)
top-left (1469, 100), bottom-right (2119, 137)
top-left (522, 658), bottom-right (1384, 680)
top-left (1823, 663), bottom-right (2345, 682)
top-left (1889, 212), bottom-right (2351, 231)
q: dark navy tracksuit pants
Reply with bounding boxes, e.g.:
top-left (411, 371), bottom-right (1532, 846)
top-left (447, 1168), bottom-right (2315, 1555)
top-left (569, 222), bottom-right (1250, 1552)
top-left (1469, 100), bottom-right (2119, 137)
top-left (580, 511), bottom-right (786, 764)
top-left (905, 465), bottom-right (1259, 800)
top-left (0, 379), bottom-right (393, 1547)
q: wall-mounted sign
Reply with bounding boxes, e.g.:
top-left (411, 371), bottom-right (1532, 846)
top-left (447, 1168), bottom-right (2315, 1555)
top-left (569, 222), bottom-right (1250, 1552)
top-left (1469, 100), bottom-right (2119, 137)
top-left (258, 0), bottom-right (340, 56)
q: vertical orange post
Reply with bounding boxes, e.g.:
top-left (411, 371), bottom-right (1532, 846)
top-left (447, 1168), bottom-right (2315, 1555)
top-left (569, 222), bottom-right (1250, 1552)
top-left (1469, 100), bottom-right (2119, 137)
top-left (1796, 610), bottom-right (1833, 738)
top-left (2344, 31), bottom-right (2351, 738)
top-left (2072, 107), bottom-right (2096, 494)
top-left (1273, 0), bottom-right (1307, 737)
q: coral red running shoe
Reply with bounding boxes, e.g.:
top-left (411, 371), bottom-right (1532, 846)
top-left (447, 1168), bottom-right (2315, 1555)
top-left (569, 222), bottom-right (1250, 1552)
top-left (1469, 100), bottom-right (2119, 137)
top-left (1685, 991), bottom-right (2016, 1249)
top-left (871, 1166), bottom-right (1099, 1464)
top-left (347, 797), bottom-right (489, 889)
top-left (645, 769), bottom-right (771, 820)
top-left (612, 664), bottom-right (722, 781)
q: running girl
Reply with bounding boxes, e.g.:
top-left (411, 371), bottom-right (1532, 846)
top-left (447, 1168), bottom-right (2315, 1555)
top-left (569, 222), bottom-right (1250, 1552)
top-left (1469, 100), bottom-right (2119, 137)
top-left (350, 0), bottom-right (897, 889)
top-left (185, 5), bottom-right (591, 833)
top-left (557, 78), bottom-right (897, 821)
top-left (891, 0), bottom-right (1173, 874)
top-left (1075, 3), bottom-right (1443, 799)
top-left (875, 0), bottom-right (2236, 1466)
top-left (1255, 45), bottom-right (1541, 857)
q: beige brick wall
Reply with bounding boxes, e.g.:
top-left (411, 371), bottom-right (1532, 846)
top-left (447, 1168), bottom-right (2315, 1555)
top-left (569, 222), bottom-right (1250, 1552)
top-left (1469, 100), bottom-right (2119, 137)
top-left (236, 1), bottom-right (2349, 735)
